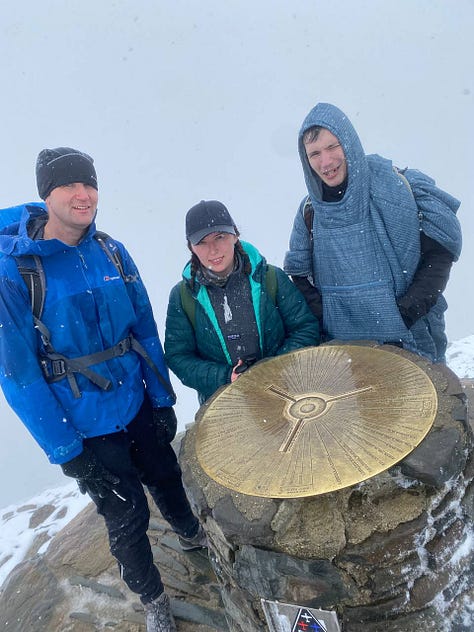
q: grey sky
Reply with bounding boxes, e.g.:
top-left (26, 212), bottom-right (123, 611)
top-left (0, 0), bottom-right (472, 506)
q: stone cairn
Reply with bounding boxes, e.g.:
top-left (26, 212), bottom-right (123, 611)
top-left (180, 345), bottom-right (474, 631)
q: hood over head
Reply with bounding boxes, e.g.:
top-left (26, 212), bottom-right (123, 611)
top-left (298, 103), bottom-right (369, 206)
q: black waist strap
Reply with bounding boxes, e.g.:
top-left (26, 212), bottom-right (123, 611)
top-left (36, 318), bottom-right (175, 400)
top-left (39, 336), bottom-right (130, 396)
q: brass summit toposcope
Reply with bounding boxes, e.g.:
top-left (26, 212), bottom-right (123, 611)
top-left (195, 345), bottom-right (438, 498)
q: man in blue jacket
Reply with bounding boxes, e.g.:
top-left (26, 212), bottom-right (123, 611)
top-left (0, 147), bottom-right (204, 631)
top-left (284, 103), bottom-right (462, 363)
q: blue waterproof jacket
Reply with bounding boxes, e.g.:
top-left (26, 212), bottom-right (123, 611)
top-left (0, 204), bottom-right (174, 464)
top-left (284, 103), bottom-right (462, 362)
top-left (165, 241), bottom-right (320, 404)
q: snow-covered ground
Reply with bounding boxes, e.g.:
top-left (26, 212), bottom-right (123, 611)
top-left (445, 335), bottom-right (474, 379)
top-left (0, 336), bottom-right (473, 590)
top-left (0, 482), bottom-right (90, 587)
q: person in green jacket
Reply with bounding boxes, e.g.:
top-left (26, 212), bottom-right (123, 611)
top-left (165, 200), bottom-right (320, 405)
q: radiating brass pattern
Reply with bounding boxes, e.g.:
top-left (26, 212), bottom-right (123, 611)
top-left (195, 345), bottom-right (438, 498)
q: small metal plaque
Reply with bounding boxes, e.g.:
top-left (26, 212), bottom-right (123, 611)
top-left (195, 345), bottom-right (438, 498)
top-left (261, 598), bottom-right (341, 631)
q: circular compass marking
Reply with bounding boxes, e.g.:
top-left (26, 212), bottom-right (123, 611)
top-left (195, 345), bottom-right (438, 498)
top-left (271, 385), bottom-right (374, 453)
top-left (291, 397), bottom-right (326, 417)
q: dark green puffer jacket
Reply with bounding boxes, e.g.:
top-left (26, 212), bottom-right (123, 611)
top-left (165, 241), bottom-right (319, 404)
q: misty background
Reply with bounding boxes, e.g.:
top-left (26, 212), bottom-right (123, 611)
top-left (0, 1), bottom-right (472, 507)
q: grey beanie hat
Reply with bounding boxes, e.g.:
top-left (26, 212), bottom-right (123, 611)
top-left (185, 200), bottom-right (236, 245)
top-left (36, 147), bottom-right (98, 200)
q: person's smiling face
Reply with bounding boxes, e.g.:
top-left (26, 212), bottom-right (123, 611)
top-left (45, 182), bottom-right (98, 244)
top-left (191, 232), bottom-right (238, 277)
top-left (304, 128), bottom-right (347, 187)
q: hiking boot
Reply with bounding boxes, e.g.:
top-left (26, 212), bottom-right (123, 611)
top-left (144, 591), bottom-right (177, 632)
top-left (178, 524), bottom-right (208, 551)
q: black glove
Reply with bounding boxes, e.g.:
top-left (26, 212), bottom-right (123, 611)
top-left (61, 447), bottom-right (120, 498)
top-left (152, 406), bottom-right (178, 444)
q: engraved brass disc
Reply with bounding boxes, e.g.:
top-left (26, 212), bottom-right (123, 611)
top-left (195, 345), bottom-right (438, 498)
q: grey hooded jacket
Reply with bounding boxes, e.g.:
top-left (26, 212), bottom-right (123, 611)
top-left (284, 102), bottom-right (461, 362)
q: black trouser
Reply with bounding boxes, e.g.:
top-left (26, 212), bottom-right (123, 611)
top-left (83, 395), bottom-right (198, 604)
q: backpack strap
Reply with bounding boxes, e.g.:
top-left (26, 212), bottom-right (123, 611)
top-left (16, 255), bottom-right (46, 320)
top-left (129, 336), bottom-right (175, 398)
top-left (35, 321), bottom-right (174, 400)
top-left (180, 280), bottom-right (196, 329)
top-left (392, 165), bottom-right (413, 196)
top-left (94, 231), bottom-right (137, 283)
top-left (15, 237), bottom-right (173, 399)
top-left (301, 197), bottom-right (316, 285)
top-left (35, 316), bottom-right (118, 397)
top-left (265, 264), bottom-right (277, 304)
top-left (303, 196), bottom-right (314, 246)
top-left (15, 232), bottom-right (132, 321)
top-left (393, 166), bottom-right (424, 225)
top-left (179, 265), bottom-right (278, 332)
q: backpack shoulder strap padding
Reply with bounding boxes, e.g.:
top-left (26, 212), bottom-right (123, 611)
top-left (265, 264), bottom-right (277, 304)
top-left (303, 196), bottom-right (314, 246)
top-left (94, 231), bottom-right (137, 283)
top-left (16, 255), bottom-right (46, 320)
top-left (180, 280), bottom-right (196, 329)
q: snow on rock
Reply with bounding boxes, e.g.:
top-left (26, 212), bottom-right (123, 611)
top-left (446, 335), bottom-right (474, 378)
top-left (0, 482), bottom-right (90, 586)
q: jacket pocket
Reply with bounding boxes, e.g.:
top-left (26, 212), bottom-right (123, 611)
top-left (322, 280), bottom-right (413, 342)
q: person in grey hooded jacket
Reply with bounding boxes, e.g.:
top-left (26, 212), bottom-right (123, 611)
top-left (284, 103), bottom-right (462, 363)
